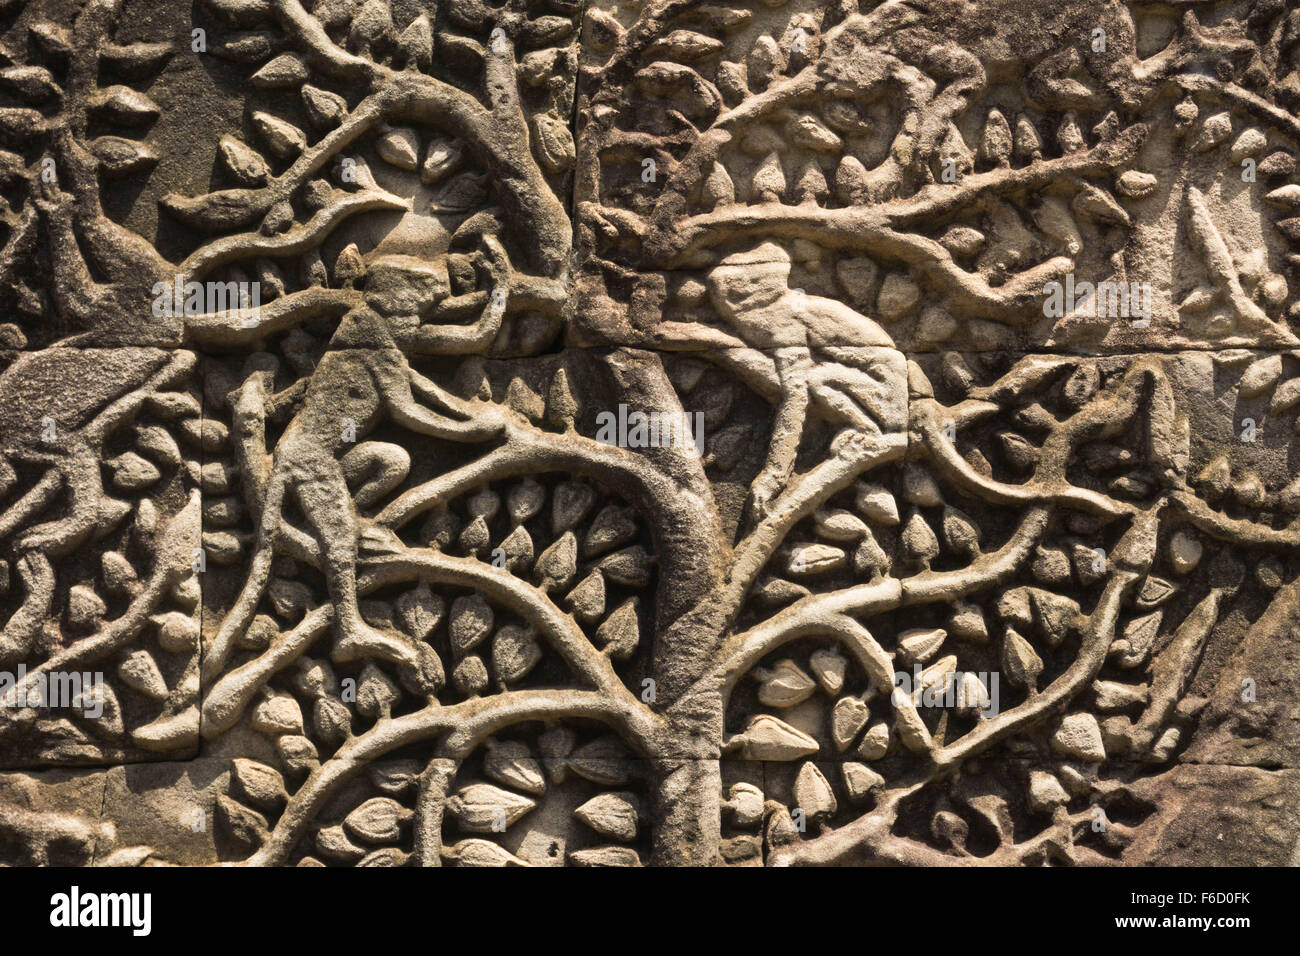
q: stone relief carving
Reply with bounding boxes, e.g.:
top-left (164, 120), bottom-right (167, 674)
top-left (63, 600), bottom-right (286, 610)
top-left (0, 0), bottom-right (1298, 868)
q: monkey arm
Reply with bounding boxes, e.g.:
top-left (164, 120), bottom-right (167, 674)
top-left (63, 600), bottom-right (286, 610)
top-left (401, 285), bottom-right (507, 354)
top-left (647, 320), bottom-right (750, 351)
top-left (710, 348), bottom-right (780, 401)
top-left (377, 359), bottom-right (505, 442)
top-left (388, 391), bottom-right (505, 441)
top-left (48, 127), bottom-right (104, 224)
top-left (228, 375), bottom-right (274, 517)
top-left (428, 291), bottom-right (491, 321)
top-left (406, 366), bottom-right (488, 421)
top-left (398, 233), bottom-right (559, 355)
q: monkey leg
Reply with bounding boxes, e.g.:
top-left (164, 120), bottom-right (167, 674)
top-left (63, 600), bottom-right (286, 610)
top-left (293, 463), bottom-right (441, 696)
top-left (340, 441), bottom-right (411, 510)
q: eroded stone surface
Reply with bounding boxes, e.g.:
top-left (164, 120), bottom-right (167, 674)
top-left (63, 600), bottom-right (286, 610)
top-left (574, 0), bottom-right (1300, 353)
top-left (1122, 764), bottom-right (1300, 865)
top-left (0, 0), bottom-right (1297, 867)
top-left (0, 347), bottom-right (201, 767)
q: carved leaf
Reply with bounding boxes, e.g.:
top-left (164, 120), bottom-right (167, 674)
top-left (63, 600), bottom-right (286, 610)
top-left (344, 797), bottom-right (412, 844)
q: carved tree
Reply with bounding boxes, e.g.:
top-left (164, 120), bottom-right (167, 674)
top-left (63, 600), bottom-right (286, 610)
top-left (4, 0), bottom-right (1300, 866)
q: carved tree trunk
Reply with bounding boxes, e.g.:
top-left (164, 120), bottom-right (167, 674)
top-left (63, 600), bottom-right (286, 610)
top-left (646, 593), bottom-right (735, 865)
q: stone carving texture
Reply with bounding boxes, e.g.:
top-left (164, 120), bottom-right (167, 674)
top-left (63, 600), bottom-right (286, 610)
top-left (0, 0), bottom-right (1297, 867)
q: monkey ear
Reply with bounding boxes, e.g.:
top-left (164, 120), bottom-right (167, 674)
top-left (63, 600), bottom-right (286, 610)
top-left (451, 210), bottom-right (504, 249)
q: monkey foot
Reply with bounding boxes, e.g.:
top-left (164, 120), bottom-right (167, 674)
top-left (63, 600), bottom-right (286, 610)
top-left (332, 625), bottom-right (445, 696)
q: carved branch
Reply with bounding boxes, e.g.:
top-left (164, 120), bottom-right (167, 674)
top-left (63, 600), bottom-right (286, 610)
top-left (179, 188), bottom-right (412, 278)
top-left (244, 689), bottom-right (656, 866)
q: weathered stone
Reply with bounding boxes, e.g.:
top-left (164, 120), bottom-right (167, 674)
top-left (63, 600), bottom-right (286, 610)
top-left (0, 0), bottom-right (1295, 874)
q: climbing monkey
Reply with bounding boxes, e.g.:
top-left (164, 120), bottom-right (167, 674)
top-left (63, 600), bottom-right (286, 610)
top-left (651, 242), bottom-right (900, 520)
top-left (203, 277), bottom-right (510, 697)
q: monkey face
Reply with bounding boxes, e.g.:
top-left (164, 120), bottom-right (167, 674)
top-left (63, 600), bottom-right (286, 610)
top-left (706, 260), bottom-right (791, 318)
top-left (362, 255), bottom-right (452, 320)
